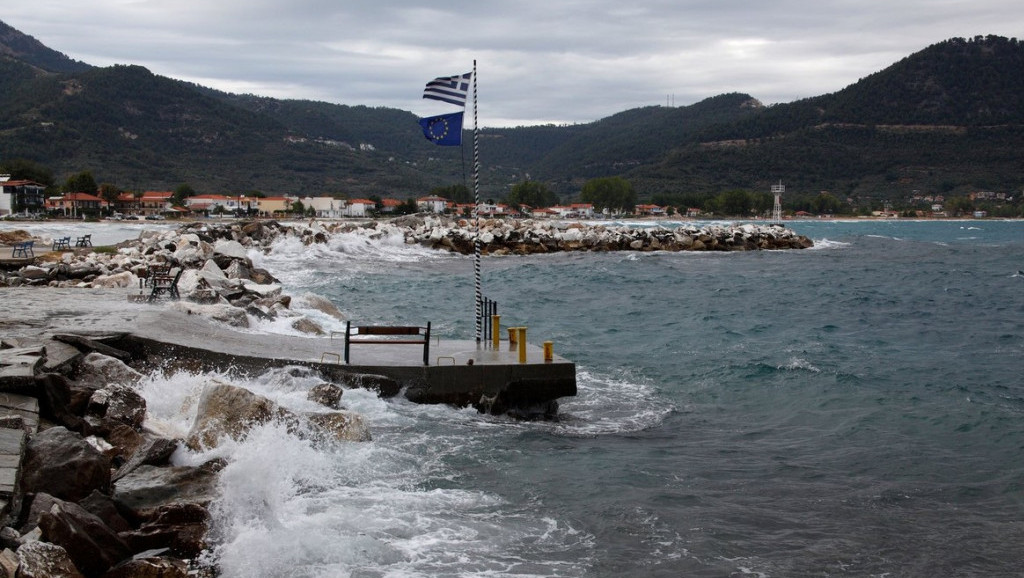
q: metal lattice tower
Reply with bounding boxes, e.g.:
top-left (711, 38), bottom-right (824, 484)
top-left (770, 180), bottom-right (784, 223)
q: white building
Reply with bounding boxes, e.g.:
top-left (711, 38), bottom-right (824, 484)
top-left (301, 196), bottom-right (346, 218)
top-left (344, 199), bottom-right (375, 217)
top-left (417, 196), bottom-right (448, 214)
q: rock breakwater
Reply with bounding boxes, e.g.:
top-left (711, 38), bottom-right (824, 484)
top-left (300, 216), bottom-right (813, 255)
top-left (1, 217), bottom-right (811, 338)
top-left (0, 336), bottom-right (371, 577)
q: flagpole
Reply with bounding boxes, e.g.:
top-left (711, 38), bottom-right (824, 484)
top-left (472, 59), bottom-right (482, 343)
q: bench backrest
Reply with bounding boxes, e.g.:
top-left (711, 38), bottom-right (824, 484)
top-left (354, 326), bottom-right (426, 336)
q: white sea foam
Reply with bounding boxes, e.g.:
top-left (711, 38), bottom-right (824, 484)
top-left (805, 238), bottom-right (850, 250)
top-left (551, 368), bottom-right (673, 436)
top-left (780, 357), bottom-right (821, 373)
top-left (136, 365), bottom-right (594, 577)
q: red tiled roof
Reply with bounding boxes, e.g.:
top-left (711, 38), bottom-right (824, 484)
top-left (64, 192), bottom-right (104, 202)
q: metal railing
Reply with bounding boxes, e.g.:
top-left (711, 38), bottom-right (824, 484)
top-left (479, 296), bottom-right (498, 342)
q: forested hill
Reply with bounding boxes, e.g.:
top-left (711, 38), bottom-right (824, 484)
top-left (630, 35), bottom-right (1024, 200)
top-left (1, 21), bottom-right (1022, 201)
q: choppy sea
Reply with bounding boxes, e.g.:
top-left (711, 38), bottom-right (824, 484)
top-left (5, 219), bottom-right (1024, 577)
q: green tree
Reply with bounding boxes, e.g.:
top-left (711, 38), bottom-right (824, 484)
top-left (173, 183), bottom-right (196, 206)
top-left (811, 192), bottom-right (845, 215)
top-left (580, 177), bottom-right (636, 213)
top-left (712, 189), bottom-right (754, 216)
top-left (291, 200), bottom-right (305, 215)
top-left (945, 196), bottom-right (974, 216)
top-left (98, 183), bottom-right (122, 211)
top-left (65, 171), bottom-right (98, 194)
top-left (507, 180), bottom-right (557, 209)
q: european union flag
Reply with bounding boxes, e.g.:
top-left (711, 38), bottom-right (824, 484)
top-left (418, 112), bottom-right (463, 146)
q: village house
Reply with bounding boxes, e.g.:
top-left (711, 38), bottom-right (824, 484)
top-left (254, 196), bottom-right (294, 217)
top-left (139, 191), bottom-right (174, 217)
top-left (46, 192), bottom-right (105, 217)
top-left (344, 199), bottom-right (375, 218)
top-left (300, 196), bottom-right (346, 218)
top-left (183, 194), bottom-right (232, 214)
top-left (477, 202), bottom-right (512, 217)
top-left (547, 203), bottom-right (596, 219)
top-left (570, 203), bottom-right (595, 218)
top-left (380, 198), bottom-right (404, 214)
top-left (115, 192), bottom-right (140, 215)
top-left (634, 204), bottom-right (666, 217)
top-left (0, 177), bottom-right (47, 217)
top-left (417, 195), bottom-right (448, 214)
top-left (452, 203), bottom-right (475, 216)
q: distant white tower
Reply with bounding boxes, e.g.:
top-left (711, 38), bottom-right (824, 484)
top-left (770, 180), bottom-right (784, 223)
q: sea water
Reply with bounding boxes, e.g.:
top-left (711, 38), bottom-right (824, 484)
top-left (11, 219), bottom-right (1024, 576)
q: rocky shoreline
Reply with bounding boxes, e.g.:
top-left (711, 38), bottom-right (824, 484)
top-left (0, 336), bottom-right (369, 578)
top-left (1, 216), bottom-right (813, 299)
top-left (0, 217), bottom-right (812, 576)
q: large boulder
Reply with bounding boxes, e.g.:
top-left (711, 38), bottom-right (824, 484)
top-left (87, 383), bottom-right (146, 429)
top-left (294, 293), bottom-right (346, 321)
top-left (119, 503), bottom-right (210, 559)
top-left (21, 427), bottom-right (110, 502)
top-left (90, 271), bottom-right (137, 289)
top-left (38, 497), bottom-right (132, 577)
top-left (112, 461), bottom-right (224, 521)
top-left (15, 541), bottom-right (84, 578)
top-left (185, 383), bottom-right (371, 450)
top-left (305, 411), bottom-right (371, 443)
top-left (196, 259), bottom-right (234, 290)
top-left (0, 549), bottom-right (16, 578)
top-left (103, 556), bottom-right (189, 578)
top-left (212, 239), bottom-right (249, 261)
top-left (184, 383), bottom-right (278, 451)
top-left (291, 317), bottom-right (325, 335)
top-left (78, 490), bottom-right (133, 533)
top-left (33, 374), bottom-right (85, 431)
top-left (112, 434), bottom-right (179, 482)
top-left (74, 353), bottom-right (143, 388)
top-left (307, 383), bottom-right (344, 409)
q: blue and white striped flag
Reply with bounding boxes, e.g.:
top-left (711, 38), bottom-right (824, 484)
top-left (422, 72), bottom-right (472, 107)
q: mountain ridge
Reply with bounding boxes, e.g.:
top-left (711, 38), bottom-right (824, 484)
top-left (1, 21), bottom-right (1021, 205)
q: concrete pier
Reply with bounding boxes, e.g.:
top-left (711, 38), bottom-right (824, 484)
top-left (3, 288), bottom-right (576, 415)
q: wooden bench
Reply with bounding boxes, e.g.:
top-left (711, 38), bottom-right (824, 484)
top-left (340, 321), bottom-right (431, 366)
top-left (52, 236), bottom-right (71, 250)
top-left (139, 263), bottom-right (172, 289)
top-left (148, 268), bottom-right (182, 302)
top-left (11, 241), bottom-right (34, 258)
top-left (74, 234), bottom-right (92, 247)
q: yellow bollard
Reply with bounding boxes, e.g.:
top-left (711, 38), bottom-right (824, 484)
top-left (508, 327), bottom-right (517, 345)
top-left (517, 327), bottom-right (527, 364)
top-left (543, 341), bottom-right (553, 362)
top-left (492, 314), bottom-right (501, 349)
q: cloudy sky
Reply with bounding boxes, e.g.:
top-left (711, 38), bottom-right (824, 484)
top-left (5, 1), bottom-right (1022, 127)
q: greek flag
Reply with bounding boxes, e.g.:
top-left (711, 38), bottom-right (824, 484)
top-left (423, 72), bottom-right (472, 107)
